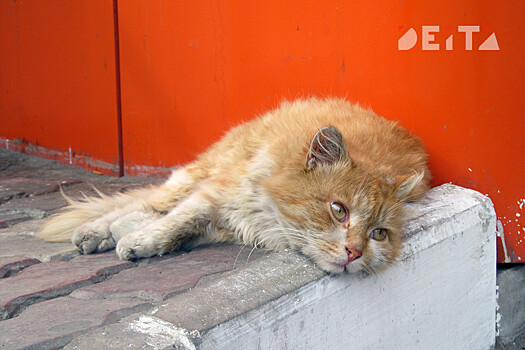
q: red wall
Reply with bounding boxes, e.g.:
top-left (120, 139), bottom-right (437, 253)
top-left (0, 0), bottom-right (119, 175)
top-left (1, 1), bottom-right (524, 262)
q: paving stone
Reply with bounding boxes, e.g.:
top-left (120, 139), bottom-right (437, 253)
top-left (0, 182), bottom-right (149, 215)
top-left (0, 177), bottom-right (80, 204)
top-left (0, 233), bottom-right (79, 261)
top-left (0, 212), bottom-right (32, 228)
top-left (0, 257), bottom-right (134, 319)
top-left (0, 256), bottom-right (40, 278)
top-left (0, 191), bottom-right (69, 214)
top-left (0, 189), bottom-right (24, 205)
top-left (0, 296), bottom-right (152, 350)
top-left (71, 250), bottom-right (122, 262)
top-left (70, 244), bottom-right (266, 302)
top-left (0, 218), bottom-right (47, 236)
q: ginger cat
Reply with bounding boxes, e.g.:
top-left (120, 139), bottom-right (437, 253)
top-left (39, 98), bottom-right (430, 274)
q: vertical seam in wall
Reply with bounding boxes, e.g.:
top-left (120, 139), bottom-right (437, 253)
top-left (113, 0), bottom-right (124, 177)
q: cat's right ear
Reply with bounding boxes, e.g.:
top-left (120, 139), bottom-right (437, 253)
top-left (394, 172), bottom-right (425, 202)
top-left (306, 126), bottom-right (349, 170)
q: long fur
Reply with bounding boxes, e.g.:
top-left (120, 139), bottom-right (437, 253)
top-left (38, 189), bottom-right (132, 242)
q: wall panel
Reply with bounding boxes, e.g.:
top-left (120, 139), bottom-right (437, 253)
top-left (0, 0), bottom-right (119, 175)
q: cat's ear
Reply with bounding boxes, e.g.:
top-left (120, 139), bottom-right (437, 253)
top-left (394, 172), bottom-right (425, 201)
top-left (306, 126), bottom-right (349, 170)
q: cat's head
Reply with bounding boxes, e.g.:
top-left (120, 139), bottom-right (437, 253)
top-left (265, 126), bottom-right (426, 274)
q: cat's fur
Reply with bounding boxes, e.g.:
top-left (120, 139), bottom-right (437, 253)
top-left (38, 98), bottom-right (430, 274)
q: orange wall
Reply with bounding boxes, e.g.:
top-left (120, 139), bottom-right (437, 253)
top-left (0, 0), bottom-right (119, 175)
top-left (1, 1), bottom-right (524, 262)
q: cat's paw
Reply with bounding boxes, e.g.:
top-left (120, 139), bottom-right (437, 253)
top-left (72, 222), bottom-right (115, 254)
top-left (116, 231), bottom-right (158, 261)
top-left (109, 211), bottom-right (160, 241)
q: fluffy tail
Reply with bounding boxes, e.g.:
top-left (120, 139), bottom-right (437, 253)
top-left (39, 166), bottom-right (200, 243)
top-left (38, 188), bottom-right (137, 242)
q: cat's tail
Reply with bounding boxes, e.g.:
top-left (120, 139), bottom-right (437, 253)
top-left (39, 167), bottom-right (201, 243)
top-left (37, 187), bottom-right (136, 242)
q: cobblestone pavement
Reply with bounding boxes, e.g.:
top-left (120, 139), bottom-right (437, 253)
top-left (0, 149), bottom-right (268, 349)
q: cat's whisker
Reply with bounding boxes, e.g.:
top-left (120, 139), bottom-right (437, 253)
top-left (246, 242), bottom-right (260, 265)
top-left (260, 226), bottom-right (321, 243)
top-left (277, 229), bottom-right (319, 244)
top-left (262, 231), bottom-right (317, 250)
top-left (261, 229), bottom-right (306, 243)
top-left (233, 243), bottom-right (248, 269)
top-left (284, 228), bottom-right (323, 239)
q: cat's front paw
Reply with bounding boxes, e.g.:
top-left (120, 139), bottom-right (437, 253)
top-left (116, 242), bottom-right (137, 261)
top-left (72, 223), bottom-right (115, 254)
top-left (116, 231), bottom-right (158, 261)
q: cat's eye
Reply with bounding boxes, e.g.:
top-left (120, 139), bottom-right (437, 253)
top-left (370, 228), bottom-right (388, 241)
top-left (330, 202), bottom-right (348, 222)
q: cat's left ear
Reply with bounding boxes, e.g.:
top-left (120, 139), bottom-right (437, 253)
top-left (394, 172), bottom-right (425, 201)
top-left (306, 126), bottom-right (349, 170)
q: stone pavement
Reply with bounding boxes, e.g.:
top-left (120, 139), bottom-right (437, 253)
top-left (0, 149), bottom-right (275, 349)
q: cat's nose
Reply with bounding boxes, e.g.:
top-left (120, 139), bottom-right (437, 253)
top-left (345, 246), bottom-right (362, 263)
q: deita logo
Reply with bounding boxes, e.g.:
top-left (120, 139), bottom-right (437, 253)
top-left (398, 26), bottom-right (499, 51)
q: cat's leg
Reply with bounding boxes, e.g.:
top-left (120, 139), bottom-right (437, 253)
top-left (72, 205), bottom-right (147, 254)
top-left (116, 190), bottom-right (214, 260)
top-left (109, 211), bottom-right (162, 242)
top-left (71, 167), bottom-right (202, 254)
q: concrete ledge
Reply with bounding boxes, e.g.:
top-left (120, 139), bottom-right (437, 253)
top-left (66, 184), bottom-right (497, 350)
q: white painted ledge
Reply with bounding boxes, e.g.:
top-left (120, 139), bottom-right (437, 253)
top-left (66, 184), bottom-right (497, 350)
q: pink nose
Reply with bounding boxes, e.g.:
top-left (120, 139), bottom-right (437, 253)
top-left (345, 246), bottom-right (362, 263)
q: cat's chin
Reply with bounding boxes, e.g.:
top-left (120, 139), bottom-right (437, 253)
top-left (344, 261), bottom-right (366, 274)
top-left (317, 259), bottom-right (364, 274)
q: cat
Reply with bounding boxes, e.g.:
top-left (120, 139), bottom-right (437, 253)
top-left (38, 97), bottom-right (430, 274)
